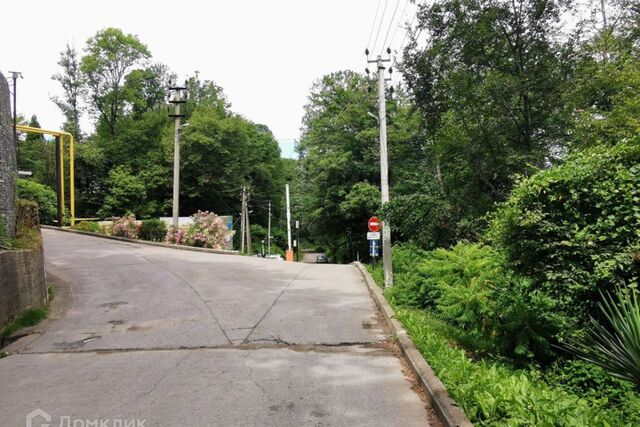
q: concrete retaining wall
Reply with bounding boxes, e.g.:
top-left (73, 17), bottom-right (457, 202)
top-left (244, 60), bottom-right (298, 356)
top-left (0, 245), bottom-right (47, 327)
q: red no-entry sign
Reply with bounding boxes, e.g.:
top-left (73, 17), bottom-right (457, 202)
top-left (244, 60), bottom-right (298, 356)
top-left (368, 217), bottom-right (381, 232)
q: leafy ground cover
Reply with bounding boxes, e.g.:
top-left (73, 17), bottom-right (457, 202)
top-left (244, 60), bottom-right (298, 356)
top-left (369, 263), bottom-right (640, 425)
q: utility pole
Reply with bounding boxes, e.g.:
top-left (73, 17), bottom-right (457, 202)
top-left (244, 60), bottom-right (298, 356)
top-left (168, 83), bottom-right (186, 228)
top-left (8, 71), bottom-right (22, 156)
top-left (295, 220), bottom-right (300, 262)
top-left (246, 190), bottom-right (252, 254)
top-left (240, 187), bottom-right (246, 253)
top-left (267, 201), bottom-right (272, 255)
top-left (368, 51), bottom-right (394, 287)
top-left (285, 184), bottom-right (292, 260)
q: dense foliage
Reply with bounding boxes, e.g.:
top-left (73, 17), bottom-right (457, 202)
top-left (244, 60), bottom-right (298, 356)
top-left (371, 249), bottom-right (640, 424)
top-left (394, 307), bottom-right (640, 426)
top-left (17, 179), bottom-right (57, 225)
top-left (138, 219), bottom-right (167, 242)
top-left (17, 27), bottom-right (288, 247)
top-left (488, 140), bottom-right (640, 330)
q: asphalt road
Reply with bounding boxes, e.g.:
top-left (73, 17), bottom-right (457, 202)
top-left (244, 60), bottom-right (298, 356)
top-left (0, 229), bottom-right (432, 426)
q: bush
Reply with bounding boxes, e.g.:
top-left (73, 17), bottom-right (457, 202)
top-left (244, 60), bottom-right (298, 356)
top-left (72, 221), bottom-right (104, 234)
top-left (565, 288), bottom-right (640, 389)
top-left (546, 359), bottom-right (639, 407)
top-left (386, 242), bottom-right (560, 361)
top-left (488, 139), bottom-right (640, 330)
top-left (396, 308), bottom-right (640, 426)
top-left (98, 166), bottom-right (155, 219)
top-left (139, 219), bottom-right (167, 242)
top-left (385, 244), bottom-right (433, 308)
top-left (17, 179), bottom-right (57, 225)
top-left (109, 216), bottom-right (139, 239)
top-left (166, 211), bottom-right (228, 249)
top-left (381, 192), bottom-right (461, 250)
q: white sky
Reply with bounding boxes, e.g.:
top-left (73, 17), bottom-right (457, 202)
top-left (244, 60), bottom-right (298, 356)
top-left (1, 0), bottom-right (417, 158)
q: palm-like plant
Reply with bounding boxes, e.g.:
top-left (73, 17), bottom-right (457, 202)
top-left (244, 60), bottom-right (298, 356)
top-left (566, 288), bottom-right (640, 389)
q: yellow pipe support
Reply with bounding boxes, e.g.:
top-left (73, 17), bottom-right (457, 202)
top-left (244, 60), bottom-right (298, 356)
top-left (64, 133), bottom-right (75, 226)
top-left (59, 133), bottom-right (65, 221)
top-left (15, 125), bottom-right (75, 226)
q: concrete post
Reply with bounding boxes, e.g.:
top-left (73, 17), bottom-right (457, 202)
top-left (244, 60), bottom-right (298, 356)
top-left (377, 56), bottom-right (393, 287)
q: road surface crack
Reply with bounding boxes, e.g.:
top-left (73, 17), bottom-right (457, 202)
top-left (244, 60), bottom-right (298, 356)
top-left (243, 352), bottom-right (267, 405)
top-left (142, 256), bottom-right (233, 345)
top-left (242, 265), bottom-right (310, 344)
top-left (105, 351), bottom-right (191, 416)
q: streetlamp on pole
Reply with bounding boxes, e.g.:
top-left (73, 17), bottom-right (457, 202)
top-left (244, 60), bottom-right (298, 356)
top-left (8, 71), bottom-right (22, 152)
top-left (168, 84), bottom-right (187, 227)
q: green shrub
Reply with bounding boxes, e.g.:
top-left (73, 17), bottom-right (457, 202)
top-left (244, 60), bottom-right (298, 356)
top-left (139, 219), bottom-right (167, 242)
top-left (383, 244), bottom-right (433, 308)
top-left (166, 211), bottom-right (229, 249)
top-left (565, 288), bottom-right (640, 389)
top-left (108, 216), bottom-right (139, 239)
top-left (73, 221), bottom-right (104, 234)
top-left (385, 243), bottom-right (560, 361)
top-left (488, 139), bottom-right (640, 330)
top-left (17, 179), bottom-right (57, 225)
top-left (546, 360), bottom-right (639, 407)
top-left (396, 308), bottom-right (640, 426)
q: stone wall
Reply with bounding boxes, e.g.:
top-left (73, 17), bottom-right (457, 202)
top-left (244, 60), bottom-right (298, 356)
top-left (0, 246), bottom-right (47, 327)
top-left (0, 71), bottom-right (17, 237)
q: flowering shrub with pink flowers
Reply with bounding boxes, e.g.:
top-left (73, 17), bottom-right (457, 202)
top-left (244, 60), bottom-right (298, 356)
top-left (165, 225), bottom-right (187, 245)
top-left (108, 215), bottom-right (139, 239)
top-left (165, 211), bottom-right (228, 249)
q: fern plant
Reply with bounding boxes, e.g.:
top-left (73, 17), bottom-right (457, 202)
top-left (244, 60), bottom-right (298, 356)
top-left (566, 287), bottom-right (640, 389)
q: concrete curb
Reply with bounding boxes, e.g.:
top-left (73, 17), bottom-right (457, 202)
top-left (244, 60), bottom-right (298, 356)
top-left (41, 225), bottom-right (240, 256)
top-left (353, 262), bottom-right (473, 427)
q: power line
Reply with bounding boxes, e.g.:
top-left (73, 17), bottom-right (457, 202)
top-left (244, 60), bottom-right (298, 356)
top-left (398, 7), bottom-right (418, 56)
top-left (389, 0), bottom-right (411, 49)
top-left (372, 0), bottom-right (390, 54)
top-left (381, 0), bottom-right (402, 54)
top-left (366, 0), bottom-right (383, 50)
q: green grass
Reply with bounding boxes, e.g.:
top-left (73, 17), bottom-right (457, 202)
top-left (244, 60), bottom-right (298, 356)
top-left (1, 307), bottom-right (48, 338)
top-left (365, 262), bottom-right (640, 426)
top-left (397, 308), bottom-right (640, 426)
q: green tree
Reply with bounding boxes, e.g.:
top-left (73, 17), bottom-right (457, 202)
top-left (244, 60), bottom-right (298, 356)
top-left (98, 165), bottom-right (155, 218)
top-left (81, 28), bottom-right (150, 136)
top-left (52, 43), bottom-right (83, 140)
top-left (401, 0), bottom-right (572, 222)
top-left (17, 115), bottom-right (56, 188)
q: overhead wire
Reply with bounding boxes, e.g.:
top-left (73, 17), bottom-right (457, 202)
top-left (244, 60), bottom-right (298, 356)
top-left (398, 6), bottom-right (418, 56)
top-left (371, 0), bottom-right (390, 54)
top-left (380, 0), bottom-right (402, 54)
top-left (389, 0), bottom-right (411, 49)
top-left (366, 0), bottom-right (383, 50)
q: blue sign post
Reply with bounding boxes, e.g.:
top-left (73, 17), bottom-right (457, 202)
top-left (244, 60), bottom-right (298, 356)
top-left (369, 239), bottom-right (380, 258)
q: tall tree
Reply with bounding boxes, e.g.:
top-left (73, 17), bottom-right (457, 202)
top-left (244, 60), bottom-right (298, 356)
top-left (81, 28), bottom-right (150, 136)
top-left (51, 43), bottom-right (84, 140)
top-left (401, 0), bottom-right (571, 220)
top-left (18, 115), bottom-right (56, 187)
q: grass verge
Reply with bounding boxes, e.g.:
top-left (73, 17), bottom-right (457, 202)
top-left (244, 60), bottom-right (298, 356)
top-left (366, 264), bottom-right (640, 426)
top-left (1, 307), bottom-right (48, 339)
